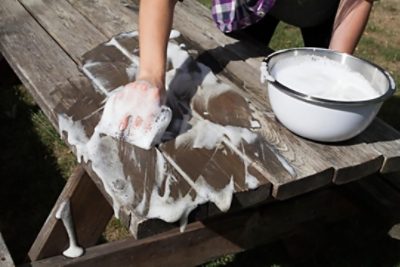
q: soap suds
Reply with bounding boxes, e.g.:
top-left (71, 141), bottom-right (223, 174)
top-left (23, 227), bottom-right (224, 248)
top-left (64, 30), bottom-right (266, 232)
top-left (105, 37), bottom-right (139, 64)
top-left (82, 61), bottom-right (110, 96)
top-left (272, 55), bottom-right (380, 101)
top-left (169, 29), bottom-right (181, 39)
top-left (95, 83), bottom-right (172, 150)
top-left (174, 119), bottom-right (257, 150)
top-left (55, 200), bottom-right (84, 258)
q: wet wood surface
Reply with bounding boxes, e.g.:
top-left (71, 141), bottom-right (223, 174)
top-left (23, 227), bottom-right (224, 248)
top-left (1, 0), bottom-right (400, 242)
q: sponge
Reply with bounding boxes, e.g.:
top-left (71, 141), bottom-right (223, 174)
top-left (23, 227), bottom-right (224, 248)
top-left (95, 85), bottom-right (172, 150)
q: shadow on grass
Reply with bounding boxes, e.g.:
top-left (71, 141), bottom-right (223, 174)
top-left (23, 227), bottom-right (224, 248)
top-left (378, 93), bottom-right (400, 131)
top-left (203, 188), bottom-right (400, 267)
top-left (215, 216), bottom-right (400, 267)
top-left (0, 60), bottom-right (66, 264)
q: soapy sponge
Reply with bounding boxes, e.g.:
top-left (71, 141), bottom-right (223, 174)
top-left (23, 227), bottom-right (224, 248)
top-left (95, 85), bottom-right (172, 150)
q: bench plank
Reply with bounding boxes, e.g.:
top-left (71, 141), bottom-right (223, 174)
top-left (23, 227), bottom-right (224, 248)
top-left (28, 166), bottom-right (113, 261)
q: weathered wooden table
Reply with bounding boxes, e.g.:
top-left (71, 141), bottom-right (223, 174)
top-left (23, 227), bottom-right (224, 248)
top-left (1, 0), bottom-right (400, 266)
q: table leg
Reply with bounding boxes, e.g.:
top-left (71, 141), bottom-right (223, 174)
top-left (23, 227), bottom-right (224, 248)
top-left (28, 165), bottom-right (113, 261)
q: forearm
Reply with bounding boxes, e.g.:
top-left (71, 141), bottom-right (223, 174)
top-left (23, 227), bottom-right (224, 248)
top-left (138, 0), bottom-right (178, 88)
top-left (329, 0), bottom-right (373, 54)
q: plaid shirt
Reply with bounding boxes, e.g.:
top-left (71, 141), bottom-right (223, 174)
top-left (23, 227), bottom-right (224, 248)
top-left (211, 0), bottom-right (276, 32)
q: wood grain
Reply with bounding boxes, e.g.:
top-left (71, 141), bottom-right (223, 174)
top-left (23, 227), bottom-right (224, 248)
top-left (19, 0), bottom-right (107, 62)
top-left (68, 0), bottom-right (138, 38)
top-left (0, 0), bottom-right (80, 127)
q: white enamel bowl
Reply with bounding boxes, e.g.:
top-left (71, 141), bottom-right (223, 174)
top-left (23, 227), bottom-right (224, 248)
top-left (262, 48), bottom-right (396, 142)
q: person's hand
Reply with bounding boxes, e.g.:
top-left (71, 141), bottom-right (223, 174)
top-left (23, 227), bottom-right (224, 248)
top-left (95, 78), bottom-right (171, 149)
top-left (116, 80), bottom-right (166, 132)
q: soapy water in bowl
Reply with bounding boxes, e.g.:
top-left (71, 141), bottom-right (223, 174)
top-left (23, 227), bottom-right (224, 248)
top-left (273, 55), bottom-right (381, 102)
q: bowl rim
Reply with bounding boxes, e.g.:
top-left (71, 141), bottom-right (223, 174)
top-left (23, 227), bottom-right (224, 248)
top-left (263, 47), bottom-right (396, 106)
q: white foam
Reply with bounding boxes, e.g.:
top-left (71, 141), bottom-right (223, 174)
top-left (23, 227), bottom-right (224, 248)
top-left (58, 114), bottom-right (135, 217)
top-left (126, 62), bottom-right (138, 81)
top-left (273, 55), bottom-right (380, 101)
top-left (175, 119), bottom-right (257, 150)
top-left (169, 29), bottom-right (181, 39)
top-left (55, 200), bottom-right (84, 258)
top-left (60, 30), bottom-right (265, 233)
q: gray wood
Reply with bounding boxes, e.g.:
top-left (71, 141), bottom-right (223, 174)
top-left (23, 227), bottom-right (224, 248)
top-left (28, 166), bottom-right (113, 261)
top-left (0, 0), bottom-right (80, 128)
top-left (68, 0), bottom-right (138, 38)
top-left (28, 187), bottom-right (357, 267)
top-left (0, 233), bottom-right (15, 267)
top-left (19, 0), bottom-right (107, 62)
top-left (361, 119), bottom-right (400, 173)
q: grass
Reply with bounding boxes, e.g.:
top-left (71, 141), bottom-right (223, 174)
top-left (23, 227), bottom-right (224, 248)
top-left (0, 0), bottom-right (399, 266)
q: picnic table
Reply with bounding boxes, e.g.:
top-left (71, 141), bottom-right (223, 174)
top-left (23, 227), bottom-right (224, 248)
top-left (1, 0), bottom-right (400, 266)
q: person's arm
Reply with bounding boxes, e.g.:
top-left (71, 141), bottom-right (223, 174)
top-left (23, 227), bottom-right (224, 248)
top-left (329, 0), bottom-right (374, 54)
top-left (118, 0), bottom-right (178, 131)
top-left (137, 0), bottom-right (178, 90)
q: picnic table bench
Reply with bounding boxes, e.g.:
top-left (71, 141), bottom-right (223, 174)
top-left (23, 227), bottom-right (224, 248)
top-left (1, 0), bottom-right (400, 266)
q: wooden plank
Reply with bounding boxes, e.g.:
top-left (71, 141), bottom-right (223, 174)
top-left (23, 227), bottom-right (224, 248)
top-left (68, 0), bottom-right (138, 38)
top-left (28, 165), bottom-right (113, 261)
top-left (0, 0), bottom-right (81, 127)
top-left (28, 187), bottom-right (357, 267)
top-left (103, 29), bottom-right (333, 199)
top-left (0, 233), bottom-right (15, 267)
top-left (361, 119), bottom-right (400, 173)
top-left (19, 0), bottom-right (107, 62)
